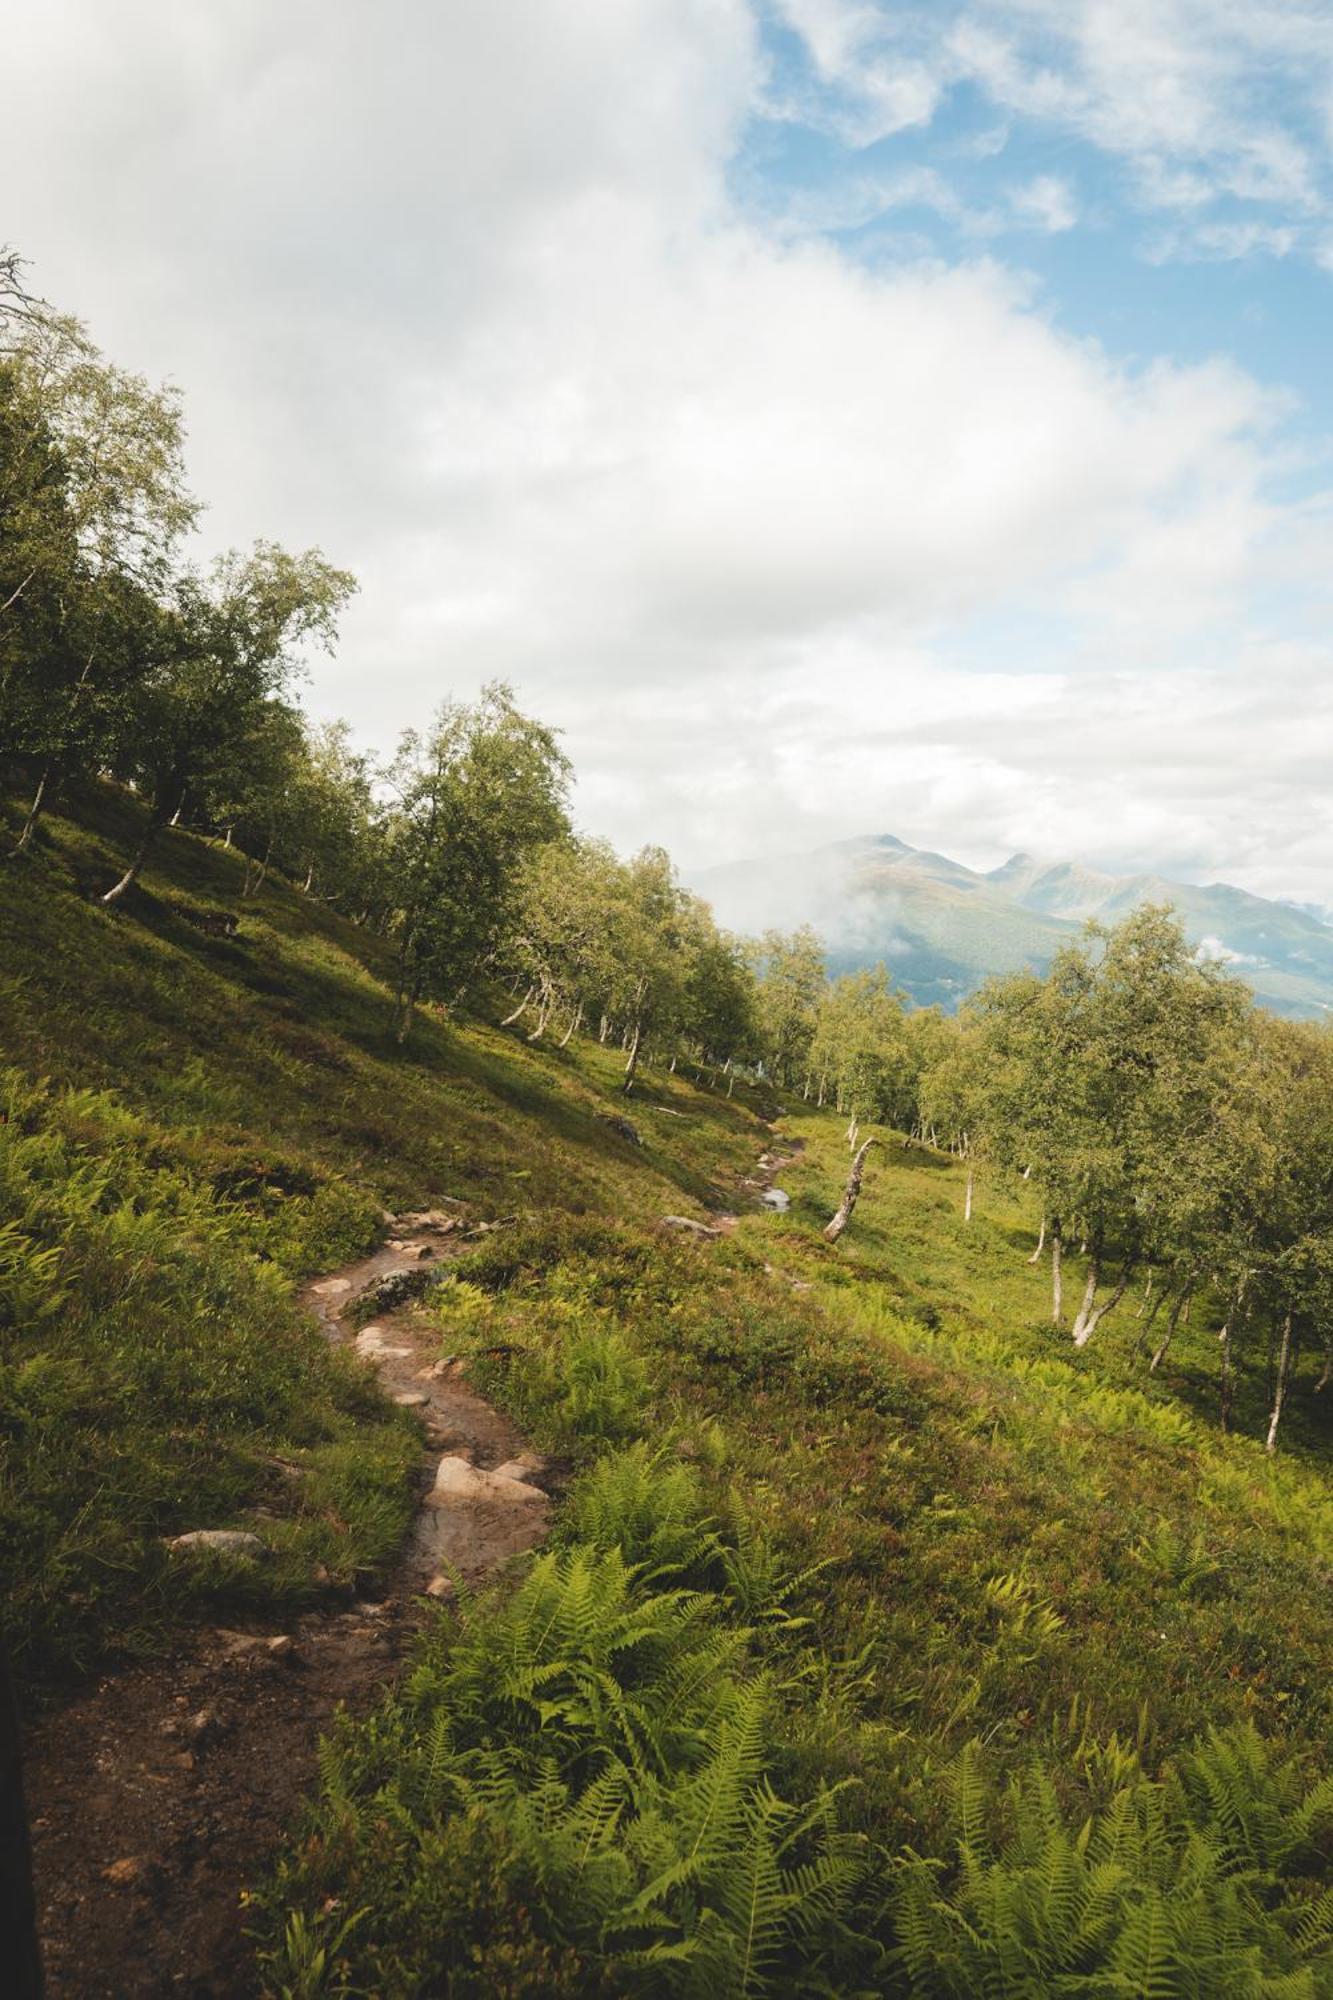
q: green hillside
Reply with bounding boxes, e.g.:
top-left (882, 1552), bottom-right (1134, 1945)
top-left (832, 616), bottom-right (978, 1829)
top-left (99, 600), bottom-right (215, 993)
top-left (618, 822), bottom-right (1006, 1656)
top-left (9, 784), bottom-right (1333, 1994)
top-left (696, 832), bottom-right (1333, 1018)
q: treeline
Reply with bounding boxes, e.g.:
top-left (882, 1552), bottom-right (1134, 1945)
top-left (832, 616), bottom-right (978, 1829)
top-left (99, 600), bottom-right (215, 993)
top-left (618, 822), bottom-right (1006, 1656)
top-left (757, 907), bottom-right (1333, 1455)
top-left (0, 255), bottom-right (766, 1076)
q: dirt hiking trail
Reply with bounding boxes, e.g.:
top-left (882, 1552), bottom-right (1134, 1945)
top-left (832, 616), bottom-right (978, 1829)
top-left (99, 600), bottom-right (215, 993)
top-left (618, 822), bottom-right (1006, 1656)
top-left (26, 1212), bottom-right (551, 2000)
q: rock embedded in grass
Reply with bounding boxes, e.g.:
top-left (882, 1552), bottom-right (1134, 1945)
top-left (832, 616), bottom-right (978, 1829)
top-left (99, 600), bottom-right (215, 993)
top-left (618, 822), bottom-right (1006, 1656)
top-left (167, 1530), bottom-right (266, 1558)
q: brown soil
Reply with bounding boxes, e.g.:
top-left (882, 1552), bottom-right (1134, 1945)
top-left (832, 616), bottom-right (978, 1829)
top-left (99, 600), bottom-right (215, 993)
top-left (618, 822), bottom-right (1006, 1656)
top-left (25, 1217), bottom-right (551, 2000)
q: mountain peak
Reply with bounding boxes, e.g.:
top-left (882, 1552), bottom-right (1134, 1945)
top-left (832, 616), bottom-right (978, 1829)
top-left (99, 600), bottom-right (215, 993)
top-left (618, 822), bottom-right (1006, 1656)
top-left (690, 831), bottom-right (1333, 1020)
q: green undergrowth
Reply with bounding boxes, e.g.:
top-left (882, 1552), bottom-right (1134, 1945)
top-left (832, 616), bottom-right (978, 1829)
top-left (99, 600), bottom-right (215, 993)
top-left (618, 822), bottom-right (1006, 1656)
top-left (0, 776), bottom-right (767, 1223)
top-left (0, 1069), bottom-right (417, 1685)
top-left (261, 1194), bottom-right (1333, 1994)
top-left (13, 781), bottom-right (1333, 1991)
top-left (0, 777), bottom-right (767, 1686)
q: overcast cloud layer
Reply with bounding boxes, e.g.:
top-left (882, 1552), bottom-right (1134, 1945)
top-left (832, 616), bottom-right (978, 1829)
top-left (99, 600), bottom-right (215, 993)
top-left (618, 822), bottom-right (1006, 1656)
top-left (4, 1), bottom-right (1332, 902)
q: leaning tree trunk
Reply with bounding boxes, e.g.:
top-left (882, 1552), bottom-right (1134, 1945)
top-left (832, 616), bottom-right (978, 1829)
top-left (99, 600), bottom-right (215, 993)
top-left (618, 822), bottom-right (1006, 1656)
top-left (1266, 1312), bottom-right (1295, 1455)
top-left (622, 1021), bottom-right (642, 1094)
top-left (0, 1636), bottom-right (42, 1998)
top-left (1150, 1283), bottom-right (1192, 1373)
top-left (1027, 1216), bottom-right (1046, 1264)
top-left (558, 1003), bottom-right (582, 1050)
top-left (824, 1138), bottom-right (880, 1245)
top-left (526, 980), bottom-right (552, 1042)
top-left (101, 794), bottom-right (169, 906)
top-left (502, 985), bottom-right (535, 1028)
top-left (9, 764), bottom-right (51, 859)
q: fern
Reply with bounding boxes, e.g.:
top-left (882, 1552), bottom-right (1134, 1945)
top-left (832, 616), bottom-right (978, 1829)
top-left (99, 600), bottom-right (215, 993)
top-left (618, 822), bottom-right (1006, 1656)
top-left (889, 1725), bottom-right (1333, 1996)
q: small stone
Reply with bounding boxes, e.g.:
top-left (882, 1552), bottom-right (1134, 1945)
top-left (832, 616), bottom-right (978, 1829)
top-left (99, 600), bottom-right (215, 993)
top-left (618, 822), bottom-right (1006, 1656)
top-left (102, 1857), bottom-right (148, 1888)
top-left (430, 1454), bottom-right (545, 1506)
top-left (425, 1574), bottom-right (457, 1601)
top-left (396, 1205), bottom-right (463, 1230)
top-left (216, 1629), bottom-right (267, 1657)
top-left (659, 1215), bottom-right (722, 1240)
top-left (184, 1707), bottom-right (222, 1746)
top-left (355, 1329), bottom-right (412, 1360)
top-left (168, 1530), bottom-right (266, 1559)
top-left (599, 1113), bottom-right (642, 1145)
top-left (310, 1277), bottom-right (353, 1297)
top-left (266, 1634), bottom-right (296, 1660)
top-left (431, 1454), bottom-right (480, 1498)
top-left (386, 1238), bottom-right (433, 1259)
top-left (492, 1453), bottom-right (545, 1483)
top-left (394, 1391), bottom-right (428, 1407)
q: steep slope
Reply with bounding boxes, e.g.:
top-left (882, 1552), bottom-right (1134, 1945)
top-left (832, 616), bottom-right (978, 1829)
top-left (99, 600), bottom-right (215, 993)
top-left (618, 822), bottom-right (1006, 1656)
top-left (12, 780), bottom-right (1333, 1997)
top-left (696, 831), bottom-right (1333, 1016)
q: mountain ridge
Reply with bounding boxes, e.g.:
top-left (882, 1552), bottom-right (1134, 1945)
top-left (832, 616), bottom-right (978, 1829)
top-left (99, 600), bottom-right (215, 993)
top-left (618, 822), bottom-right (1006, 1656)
top-left (692, 831), bottom-right (1333, 1018)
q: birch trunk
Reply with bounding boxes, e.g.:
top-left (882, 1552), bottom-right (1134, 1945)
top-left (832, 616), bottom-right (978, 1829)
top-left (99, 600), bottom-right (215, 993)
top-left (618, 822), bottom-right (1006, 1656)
top-left (526, 982), bottom-right (551, 1041)
top-left (1051, 1224), bottom-right (1063, 1326)
top-left (622, 1021), bottom-right (642, 1094)
top-left (1027, 1217), bottom-right (1046, 1264)
top-left (9, 765), bottom-right (50, 858)
top-left (501, 986), bottom-right (534, 1028)
top-left (558, 1004), bottom-right (582, 1049)
top-left (1073, 1259), bottom-right (1135, 1349)
top-left (1150, 1284), bottom-right (1191, 1373)
top-left (1070, 1261), bottom-right (1100, 1346)
top-left (1266, 1313), bottom-right (1294, 1455)
top-left (102, 795), bottom-right (169, 905)
top-left (964, 1167), bottom-right (974, 1224)
top-left (824, 1138), bottom-right (880, 1244)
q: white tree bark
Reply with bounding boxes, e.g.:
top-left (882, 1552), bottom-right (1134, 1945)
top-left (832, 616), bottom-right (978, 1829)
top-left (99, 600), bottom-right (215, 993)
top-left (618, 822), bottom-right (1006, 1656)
top-left (558, 1004), bottom-right (583, 1050)
top-left (502, 985), bottom-right (534, 1028)
top-left (824, 1138), bottom-right (880, 1244)
top-left (1266, 1313), bottom-right (1294, 1455)
top-left (1070, 1262), bottom-right (1100, 1346)
top-left (1027, 1217), bottom-right (1046, 1264)
top-left (964, 1167), bottom-right (975, 1224)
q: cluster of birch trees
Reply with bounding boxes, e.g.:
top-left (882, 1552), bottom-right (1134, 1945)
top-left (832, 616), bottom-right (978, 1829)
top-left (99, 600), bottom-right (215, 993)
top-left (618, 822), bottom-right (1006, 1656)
top-left (951, 907), bottom-right (1333, 1452)
top-left (0, 250), bottom-right (356, 903)
top-left (0, 253), bottom-right (767, 1071)
top-left (740, 911), bottom-right (1333, 1452)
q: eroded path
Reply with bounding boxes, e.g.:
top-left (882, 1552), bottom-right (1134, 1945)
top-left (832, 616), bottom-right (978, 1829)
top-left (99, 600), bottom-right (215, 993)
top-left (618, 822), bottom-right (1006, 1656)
top-left (26, 1214), bottom-right (551, 2000)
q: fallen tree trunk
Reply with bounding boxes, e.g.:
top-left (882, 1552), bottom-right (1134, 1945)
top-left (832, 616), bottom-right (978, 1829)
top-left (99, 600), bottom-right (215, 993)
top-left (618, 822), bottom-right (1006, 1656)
top-left (824, 1138), bottom-right (880, 1245)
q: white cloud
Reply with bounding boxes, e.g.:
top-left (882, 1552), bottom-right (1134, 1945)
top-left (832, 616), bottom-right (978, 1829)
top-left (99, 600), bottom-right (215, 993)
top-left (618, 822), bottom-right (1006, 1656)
top-left (774, 0), bottom-right (1333, 258)
top-left (0, 1), bottom-right (1330, 907)
top-left (1010, 173), bottom-right (1078, 231)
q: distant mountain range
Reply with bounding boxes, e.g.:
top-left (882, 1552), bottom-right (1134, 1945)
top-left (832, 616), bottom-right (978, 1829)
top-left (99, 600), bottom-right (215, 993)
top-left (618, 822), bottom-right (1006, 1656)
top-left (692, 834), bottom-right (1333, 1019)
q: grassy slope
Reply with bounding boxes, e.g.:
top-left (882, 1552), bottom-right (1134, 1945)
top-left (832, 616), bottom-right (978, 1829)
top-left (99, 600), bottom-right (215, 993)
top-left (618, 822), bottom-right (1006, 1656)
top-left (10, 781), bottom-right (1333, 1989)
top-left (0, 779), bottom-right (765, 1686)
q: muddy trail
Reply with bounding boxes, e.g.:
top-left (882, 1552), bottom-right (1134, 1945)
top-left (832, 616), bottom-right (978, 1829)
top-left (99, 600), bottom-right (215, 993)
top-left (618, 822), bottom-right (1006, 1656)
top-left (25, 1212), bottom-right (552, 2000)
top-left (24, 1136), bottom-right (799, 1999)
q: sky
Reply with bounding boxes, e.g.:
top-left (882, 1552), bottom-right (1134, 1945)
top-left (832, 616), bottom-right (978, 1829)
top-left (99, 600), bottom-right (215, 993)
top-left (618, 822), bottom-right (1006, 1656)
top-left (4, 1), bottom-right (1333, 901)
